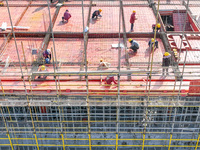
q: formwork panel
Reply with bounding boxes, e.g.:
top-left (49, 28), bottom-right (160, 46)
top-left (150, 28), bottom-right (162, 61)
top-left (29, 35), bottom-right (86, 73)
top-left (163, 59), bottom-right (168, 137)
top-left (89, 7), bottom-right (120, 33)
top-left (0, 37), bottom-right (43, 63)
top-left (123, 7), bottom-right (156, 32)
top-left (179, 51), bottom-right (200, 64)
top-left (0, 7), bottom-right (26, 33)
top-left (188, 40), bottom-right (200, 49)
top-left (17, 7), bottom-right (56, 32)
top-left (53, 6), bottom-right (89, 32)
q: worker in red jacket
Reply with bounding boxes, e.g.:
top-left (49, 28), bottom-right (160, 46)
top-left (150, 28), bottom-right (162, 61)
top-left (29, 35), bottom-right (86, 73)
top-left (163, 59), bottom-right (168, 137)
top-left (62, 10), bottom-right (71, 23)
top-left (130, 10), bottom-right (137, 32)
top-left (105, 75), bottom-right (117, 85)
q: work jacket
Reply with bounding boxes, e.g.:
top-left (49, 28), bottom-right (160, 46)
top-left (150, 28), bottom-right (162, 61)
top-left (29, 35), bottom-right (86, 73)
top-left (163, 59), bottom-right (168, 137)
top-left (130, 13), bottom-right (136, 23)
top-left (64, 11), bottom-right (71, 20)
top-left (162, 55), bottom-right (171, 67)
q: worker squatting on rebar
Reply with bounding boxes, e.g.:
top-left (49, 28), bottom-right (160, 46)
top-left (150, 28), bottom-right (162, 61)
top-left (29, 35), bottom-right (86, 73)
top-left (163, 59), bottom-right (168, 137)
top-left (97, 59), bottom-right (111, 70)
top-left (43, 49), bottom-right (51, 64)
top-left (104, 75), bottom-right (117, 85)
top-left (62, 10), bottom-right (71, 23)
top-left (152, 23), bottom-right (161, 32)
top-left (92, 9), bottom-right (102, 19)
top-left (37, 65), bottom-right (48, 79)
top-left (162, 52), bottom-right (171, 76)
top-left (127, 38), bottom-right (140, 53)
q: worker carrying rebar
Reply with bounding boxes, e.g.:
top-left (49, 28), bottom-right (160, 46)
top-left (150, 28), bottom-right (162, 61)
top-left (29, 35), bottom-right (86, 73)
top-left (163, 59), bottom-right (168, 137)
top-left (62, 10), bottom-right (71, 23)
top-left (127, 38), bottom-right (139, 53)
top-left (104, 75), bottom-right (117, 85)
top-left (130, 10), bottom-right (137, 32)
top-left (162, 52), bottom-right (171, 76)
top-left (38, 65), bottom-right (48, 79)
top-left (43, 49), bottom-right (51, 64)
top-left (92, 9), bottom-right (102, 19)
top-left (98, 59), bottom-right (111, 70)
top-left (148, 38), bottom-right (158, 50)
top-left (152, 23), bottom-right (161, 32)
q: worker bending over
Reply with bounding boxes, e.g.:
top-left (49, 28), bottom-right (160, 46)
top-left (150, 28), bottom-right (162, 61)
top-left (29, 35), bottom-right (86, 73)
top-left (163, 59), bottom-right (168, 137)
top-left (152, 23), bottom-right (161, 32)
top-left (92, 9), bottom-right (102, 19)
top-left (128, 38), bottom-right (139, 53)
top-left (105, 75), bottom-right (117, 85)
top-left (130, 10), bottom-right (137, 32)
top-left (43, 49), bottom-right (51, 64)
top-left (62, 10), bottom-right (71, 23)
top-left (162, 52), bottom-right (171, 76)
top-left (98, 59), bottom-right (111, 70)
top-left (38, 65), bottom-right (48, 79)
top-left (148, 38), bottom-right (158, 50)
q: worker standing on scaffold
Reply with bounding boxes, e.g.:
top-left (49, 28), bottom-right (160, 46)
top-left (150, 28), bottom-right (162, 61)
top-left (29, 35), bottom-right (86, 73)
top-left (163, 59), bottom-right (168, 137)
top-left (148, 38), bottom-right (158, 50)
top-left (92, 9), bottom-right (102, 19)
top-left (38, 65), bottom-right (48, 79)
top-left (162, 52), bottom-right (171, 76)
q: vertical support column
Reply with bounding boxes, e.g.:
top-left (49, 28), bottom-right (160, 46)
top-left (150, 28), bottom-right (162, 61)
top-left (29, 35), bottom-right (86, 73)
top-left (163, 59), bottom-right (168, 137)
top-left (168, 134), bottom-right (172, 150)
top-left (7, 134), bottom-right (14, 150)
top-left (195, 134), bottom-right (200, 150)
top-left (34, 134), bottom-right (39, 150)
top-left (115, 134), bottom-right (118, 150)
top-left (61, 134), bottom-right (65, 150)
top-left (88, 133), bottom-right (92, 150)
top-left (142, 134), bottom-right (145, 150)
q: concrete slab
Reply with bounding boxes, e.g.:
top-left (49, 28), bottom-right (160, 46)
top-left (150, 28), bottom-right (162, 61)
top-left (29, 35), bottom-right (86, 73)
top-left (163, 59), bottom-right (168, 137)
top-left (17, 7), bottom-right (56, 32)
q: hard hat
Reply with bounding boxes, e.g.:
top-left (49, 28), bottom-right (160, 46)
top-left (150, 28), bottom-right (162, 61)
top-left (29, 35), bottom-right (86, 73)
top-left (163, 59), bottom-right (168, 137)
top-left (151, 38), bottom-right (155, 43)
top-left (99, 9), bottom-right (102, 12)
top-left (133, 10), bottom-right (136, 13)
top-left (157, 23), bottom-right (161, 28)
top-left (100, 59), bottom-right (103, 62)
top-left (45, 58), bottom-right (50, 64)
top-left (173, 48), bottom-right (177, 52)
top-left (47, 49), bottom-right (51, 54)
top-left (41, 65), bottom-right (46, 71)
top-left (128, 38), bottom-right (133, 42)
top-left (164, 52), bottom-right (170, 56)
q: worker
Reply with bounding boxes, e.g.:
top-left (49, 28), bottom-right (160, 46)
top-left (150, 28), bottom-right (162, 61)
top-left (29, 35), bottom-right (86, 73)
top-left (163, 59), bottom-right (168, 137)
top-left (152, 23), bottom-right (161, 32)
top-left (92, 9), bottom-right (102, 19)
top-left (43, 49), bottom-right (51, 64)
top-left (128, 38), bottom-right (139, 53)
top-left (130, 10), bottom-right (137, 32)
top-left (98, 59), bottom-right (111, 70)
top-left (162, 52), bottom-right (171, 76)
top-left (148, 38), bottom-right (158, 50)
top-left (104, 75), bottom-right (117, 85)
top-left (38, 65), bottom-right (48, 79)
top-left (62, 10), bottom-right (71, 23)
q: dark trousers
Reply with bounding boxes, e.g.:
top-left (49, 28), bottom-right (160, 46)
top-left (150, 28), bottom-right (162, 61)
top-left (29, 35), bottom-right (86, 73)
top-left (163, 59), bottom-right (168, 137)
top-left (131, 23), bottom-right (134, 30)
top-left (92, 14), bottom-right (97, 19)
top-left (150, 41), bottom-right (158, 49)
top-left (153, 27), bottom-right (161, 32)
top-left (162, 67), bottom-right (169, 75)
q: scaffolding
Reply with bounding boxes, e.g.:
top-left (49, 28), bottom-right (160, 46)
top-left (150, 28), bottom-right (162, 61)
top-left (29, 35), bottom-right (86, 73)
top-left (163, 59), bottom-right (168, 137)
top-left (0, 0), bottom-right (200, 150)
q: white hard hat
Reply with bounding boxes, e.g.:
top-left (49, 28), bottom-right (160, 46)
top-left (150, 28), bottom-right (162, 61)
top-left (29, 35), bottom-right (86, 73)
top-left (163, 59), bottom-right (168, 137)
top-left (47, 49), bottom-right (51, 53)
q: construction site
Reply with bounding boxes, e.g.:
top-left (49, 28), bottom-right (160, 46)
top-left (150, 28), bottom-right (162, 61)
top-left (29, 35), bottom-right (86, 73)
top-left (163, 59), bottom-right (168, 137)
top-left (1, 0), bottom-right (200, 149)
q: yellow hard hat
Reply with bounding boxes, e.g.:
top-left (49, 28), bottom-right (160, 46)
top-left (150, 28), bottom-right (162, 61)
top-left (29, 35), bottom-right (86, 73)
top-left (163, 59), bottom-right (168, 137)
top-left (99, 9), bottom-right (102, 12)
top-left (133, 10), bottom-right (136, 13)
top-left (41, 65), bottom-right (46, 71)
top-left (151, 38), bottom-right (155, 43)
top-left (157, 23), bottom-right (161, 28)
top-left (128, 38), bottom-right (133, 42)
top-left (173, 48), bottom-right (177, 52)
top-left (164, 52), bottom-right (170, 56)
top-left (100, 59), bottom-right (103, 62)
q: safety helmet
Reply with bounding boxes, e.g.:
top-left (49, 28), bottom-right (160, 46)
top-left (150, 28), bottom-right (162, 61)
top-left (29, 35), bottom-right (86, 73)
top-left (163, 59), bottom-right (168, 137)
top-left (128, 38), bottom-right (133, 42)
top-left (41, 65), bottom-right (46, 71)
top-left (151, 38), bottom-right (155, 43)
top-left (99, 9), bottom-right (102, 12)
top-left (157, 23), bottom-right (161, 28)
top-left (47, 49), bottom-right (51, 54)
top-left (100, 59), bottom-right (103, 62)
top-left (164, 52), bottom-right (170, 56)
top-left (133, 10), bottom-right (136, 13)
